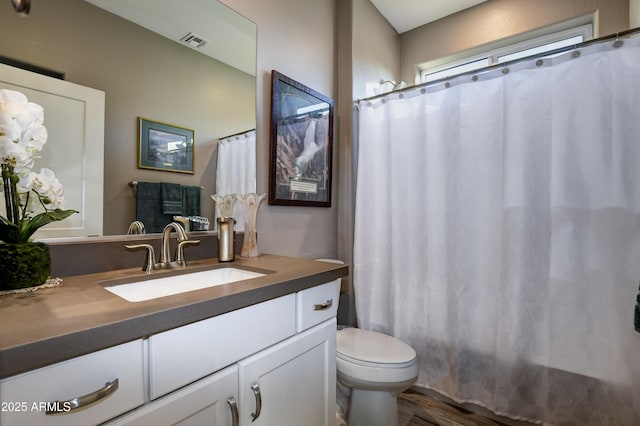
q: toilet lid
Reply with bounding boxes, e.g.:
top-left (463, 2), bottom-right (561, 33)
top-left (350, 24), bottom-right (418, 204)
top-left (337, 328), bottom-right (416, 365)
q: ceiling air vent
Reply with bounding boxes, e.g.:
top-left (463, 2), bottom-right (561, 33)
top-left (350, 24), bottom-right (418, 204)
top-left (180, 33), bottom-right (208, 48)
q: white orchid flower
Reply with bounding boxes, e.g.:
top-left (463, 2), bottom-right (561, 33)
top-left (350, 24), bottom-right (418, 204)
top-left (0, 140), bottom-right (34, 172)
top-left (22, 101), bottom-right (44, 125)
top-left (24, 124), bottom-right (47, 153)
top-left (30, 168), bottom-right (55, 192)
top-left (0, 89), bottom-right (28, 109)
top-left (0, 90), bottom-right (42, 124)
top-left (0, 90), bottom-right (46, 157)
top-left (15, 170), bottom-right (36, 193)
top-left (0, 89), bottom-right (76, 243)
top-left (48, 180), bottom-right (66, 209)
top-left (32, 168), bottom-right (65, 209)
top-left (0, 112), bottom-right (22, 143)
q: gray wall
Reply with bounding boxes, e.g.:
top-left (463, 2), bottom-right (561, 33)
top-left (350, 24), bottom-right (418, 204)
top-left (352, 0), bottom-right (401, 100)
top-left (0, 0), bottom-right (255, 236)
top-left (334, 0), bottom-right (400, 325)
top-left (222, 0), bottom-right (339, 260)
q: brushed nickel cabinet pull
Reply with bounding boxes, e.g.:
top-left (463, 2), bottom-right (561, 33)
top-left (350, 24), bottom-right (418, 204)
top-left (45, 378), bottom-right (119, 415)
top-left (250, 383), bottom-right (262, 422)
top-left (313, 299), bottom-right (333, 311)
top-left (227, 396), bottom-right (239, 426)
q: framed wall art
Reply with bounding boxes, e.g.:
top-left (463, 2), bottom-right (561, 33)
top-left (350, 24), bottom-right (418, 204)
top-left (137, 117), bottom-right (194, 174)
top-left (268, 70), bottom-right (334, 207)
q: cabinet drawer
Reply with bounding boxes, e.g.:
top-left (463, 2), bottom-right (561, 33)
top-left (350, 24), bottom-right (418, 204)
top-left (149, 293), bottom-right (296, 399)
top-left (0, 340), bottom-right (144, 426)
top-left (296, 280), bottom-right (339, 332)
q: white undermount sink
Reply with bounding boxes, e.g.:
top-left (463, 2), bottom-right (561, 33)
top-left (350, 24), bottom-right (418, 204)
top-left (103, 267), bottom-right (265, 302)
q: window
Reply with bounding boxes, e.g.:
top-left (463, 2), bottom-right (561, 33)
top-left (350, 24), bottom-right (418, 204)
top-left (496, 34), bottom-right (584, 63)
top-left (419, 19), bottom-right (594, 84)
top-left (424, 57), bottom-right (490, 83)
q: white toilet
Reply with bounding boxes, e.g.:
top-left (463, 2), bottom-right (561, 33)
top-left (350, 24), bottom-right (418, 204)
top-left (314, 259), bottom-right (418, 426)
top-left (336, 327), bottom-right (418, 426)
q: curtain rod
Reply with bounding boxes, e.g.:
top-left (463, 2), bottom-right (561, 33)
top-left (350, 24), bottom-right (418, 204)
top-left (357, 27), bottom-right (640, 103)
top-left (218, 128), bottom-right (255, 141)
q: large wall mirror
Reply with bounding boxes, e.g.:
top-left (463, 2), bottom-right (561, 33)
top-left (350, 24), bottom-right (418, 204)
top-left (0, 0), bottom-right (256, 238)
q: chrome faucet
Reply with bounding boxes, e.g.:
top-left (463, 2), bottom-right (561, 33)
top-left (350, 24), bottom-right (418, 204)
top-left (126, 221), bottom-right (200, 272)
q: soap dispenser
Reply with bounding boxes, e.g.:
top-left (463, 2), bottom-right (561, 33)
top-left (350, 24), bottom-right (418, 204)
top-left (217, 217), bottom-right (236, 262)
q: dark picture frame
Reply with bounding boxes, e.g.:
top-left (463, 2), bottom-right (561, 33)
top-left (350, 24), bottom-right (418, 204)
top-left (137, 117), bottom-right (194, 174)
top-left (269, 70), bottom-right (334, 207)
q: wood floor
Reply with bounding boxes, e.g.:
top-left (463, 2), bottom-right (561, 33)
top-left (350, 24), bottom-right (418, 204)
top-left (398, 390), bottom-right (509, 426)
top-left (337, 388), bottom-right (537, 426)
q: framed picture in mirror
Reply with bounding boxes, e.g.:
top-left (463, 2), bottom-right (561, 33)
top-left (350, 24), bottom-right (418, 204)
top-left (269, 70), bottom-right (334, 207)
top-left (137, 117), bottom-right (194, 174)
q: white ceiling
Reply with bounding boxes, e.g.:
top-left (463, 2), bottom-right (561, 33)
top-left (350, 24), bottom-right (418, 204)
top-left (370, 0), bottom-right (488, 34)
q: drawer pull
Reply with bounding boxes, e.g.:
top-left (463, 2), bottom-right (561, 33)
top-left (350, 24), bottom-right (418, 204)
top-left (227, 396), bottom-right (239, 426)
top-left (313, 299), bottom-right (333, 311)
top-left (45, 378), bottom-right (119, 415)
top-left (250, 383), bottom-right (262, 422)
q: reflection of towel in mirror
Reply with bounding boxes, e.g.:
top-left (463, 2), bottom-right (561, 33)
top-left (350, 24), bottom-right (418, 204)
top-left (182, 185), bottom-right (201, 217)
top-left (136, 182), bottom-right (173, 233)
top-left (161, 183), bottom-right (183, 215)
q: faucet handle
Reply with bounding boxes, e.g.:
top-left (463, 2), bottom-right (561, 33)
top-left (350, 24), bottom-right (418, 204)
top-left (127, 220), bottom-right (146, 235)
top-left (125, 243), bottom-right (156, 273)
top-left (175, 239), bottom-right (200, 266)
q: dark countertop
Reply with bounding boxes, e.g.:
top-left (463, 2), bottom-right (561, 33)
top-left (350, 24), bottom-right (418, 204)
top-left (0, 254), bottom-right (348, 379)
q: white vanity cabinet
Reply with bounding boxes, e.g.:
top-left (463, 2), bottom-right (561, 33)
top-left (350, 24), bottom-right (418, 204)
top-left (1, 278), bottom-right (340, 426)
top-left (128, 279), bottom-right (339, 426)
top-left (113, 319), bottom-right (336, 426)
top-left (0, 340), bottom-right (144, 426)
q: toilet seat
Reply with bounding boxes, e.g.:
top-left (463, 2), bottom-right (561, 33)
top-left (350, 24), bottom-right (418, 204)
top-left (337, 328), bottom-right (416, 365)
top-left (337, 353), bottom-right (416, 369)
top-left (336, 328), bottom-right (418, 386)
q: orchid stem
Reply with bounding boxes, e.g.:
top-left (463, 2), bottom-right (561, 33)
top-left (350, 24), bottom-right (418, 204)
top-left (1, 164), bottom-right (17, 224)
top-left (21, 191), bottom-right (31, 219)
top-left (9, 171), bottom-right (20, 225)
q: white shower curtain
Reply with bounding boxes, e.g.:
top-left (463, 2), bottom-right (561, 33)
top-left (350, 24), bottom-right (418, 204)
top-left (215, 129), bottom-right (256, 230)
top-left (354, 37), bottom-right (640, 424)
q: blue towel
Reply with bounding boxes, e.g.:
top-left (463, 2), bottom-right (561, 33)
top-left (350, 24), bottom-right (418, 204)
top-left (161, 183), bottom-right (183, 215)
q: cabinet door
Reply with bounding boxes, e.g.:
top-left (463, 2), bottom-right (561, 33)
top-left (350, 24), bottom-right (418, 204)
top-left (107, 365), bottom-right (239, 426)
top-left (238, 318), bottom-right (336, 426)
